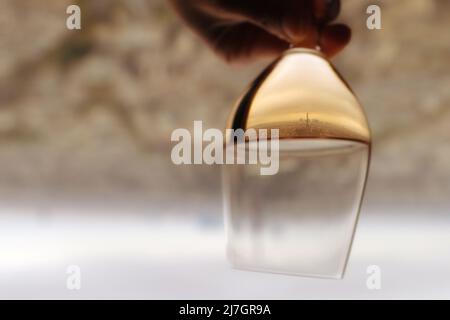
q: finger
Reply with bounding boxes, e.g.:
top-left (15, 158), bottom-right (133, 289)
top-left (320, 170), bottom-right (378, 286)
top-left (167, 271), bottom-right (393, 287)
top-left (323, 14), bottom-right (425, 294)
top-left (168, 0), bottom-right (289, 63)
top-left (319, 24), bottom-right (351, 57)
top-left (314, 0), bottom-right (340, 24)
top-left (282, 0), bottom-right (317, 44)
top-left (208, 23), bottom-right (290, 63)
top-left (199, 0), bottom-right (317, 44)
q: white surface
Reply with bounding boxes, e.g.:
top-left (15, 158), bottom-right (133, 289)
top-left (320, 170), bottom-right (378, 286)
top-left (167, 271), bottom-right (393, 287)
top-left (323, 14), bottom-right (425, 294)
top-left (0, 205), bottom-right (449, 299)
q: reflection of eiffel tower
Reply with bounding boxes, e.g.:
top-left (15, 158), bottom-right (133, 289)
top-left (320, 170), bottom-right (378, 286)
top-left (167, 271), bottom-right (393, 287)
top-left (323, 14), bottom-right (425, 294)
top-left (299, 112), bottom-right (313, 134)
top-left (305, 112), bottom-right (312, 133)
top-left (298, 112), bottom-right (324, 136)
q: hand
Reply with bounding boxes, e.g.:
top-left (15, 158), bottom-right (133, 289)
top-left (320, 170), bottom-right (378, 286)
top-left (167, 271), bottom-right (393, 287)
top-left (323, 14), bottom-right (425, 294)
top-left (168, 0), bottom-right (351, 63)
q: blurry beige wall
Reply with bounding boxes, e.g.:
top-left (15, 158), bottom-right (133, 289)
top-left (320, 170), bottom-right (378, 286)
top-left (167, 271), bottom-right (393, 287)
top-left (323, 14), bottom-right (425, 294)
top-left (0, 0), bottom-right (449, 212)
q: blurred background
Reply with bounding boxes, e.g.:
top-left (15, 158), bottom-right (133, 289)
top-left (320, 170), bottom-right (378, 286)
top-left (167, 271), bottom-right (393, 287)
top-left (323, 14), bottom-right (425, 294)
top-left (0, 0), bottom-right (449, 299)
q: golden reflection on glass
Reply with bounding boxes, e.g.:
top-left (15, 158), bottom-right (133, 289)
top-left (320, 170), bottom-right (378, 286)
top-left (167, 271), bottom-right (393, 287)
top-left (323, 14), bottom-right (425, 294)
top-left (222, 48), bottom-right (371, 279)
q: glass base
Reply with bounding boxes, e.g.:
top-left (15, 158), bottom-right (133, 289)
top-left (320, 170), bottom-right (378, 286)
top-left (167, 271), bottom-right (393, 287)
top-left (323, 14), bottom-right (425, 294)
top-left (223, 139), bottom-right (370, 279)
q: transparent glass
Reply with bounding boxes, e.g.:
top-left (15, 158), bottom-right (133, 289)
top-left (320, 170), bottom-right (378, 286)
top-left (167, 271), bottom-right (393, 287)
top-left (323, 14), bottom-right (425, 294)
top-left (222, 48), bottom-right (371, 279)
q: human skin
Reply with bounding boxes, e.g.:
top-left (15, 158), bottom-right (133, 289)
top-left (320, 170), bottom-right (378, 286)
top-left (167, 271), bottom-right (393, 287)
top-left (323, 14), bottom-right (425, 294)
top-left (168, 0), bottom-right (351, 63)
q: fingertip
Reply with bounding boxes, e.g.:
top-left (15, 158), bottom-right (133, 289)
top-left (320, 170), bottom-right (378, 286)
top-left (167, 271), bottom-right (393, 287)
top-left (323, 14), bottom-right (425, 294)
top-left (319, 24), bottom-right (351, 57)
top-left (324, 0), bottom-right (341, 23)
top-left (314, 0), bottom-right (340, 23)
